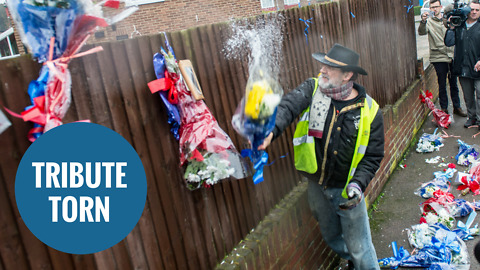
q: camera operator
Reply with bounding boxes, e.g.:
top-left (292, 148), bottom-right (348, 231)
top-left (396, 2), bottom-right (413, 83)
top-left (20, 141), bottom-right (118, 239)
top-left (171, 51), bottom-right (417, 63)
top-left (418, 0), bottom-right (465, 117)
top-left (444, 0), bottom-right (480, 129)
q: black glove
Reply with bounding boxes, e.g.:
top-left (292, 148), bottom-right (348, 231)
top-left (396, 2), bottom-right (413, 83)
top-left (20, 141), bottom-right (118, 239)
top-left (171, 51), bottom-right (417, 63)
top-left (339, 182), bottom-right (362, 210)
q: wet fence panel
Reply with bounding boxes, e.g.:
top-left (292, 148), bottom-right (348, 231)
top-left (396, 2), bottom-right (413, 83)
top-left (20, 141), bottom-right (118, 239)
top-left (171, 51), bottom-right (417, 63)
top-left (0, 0), bottom-right (417, 268)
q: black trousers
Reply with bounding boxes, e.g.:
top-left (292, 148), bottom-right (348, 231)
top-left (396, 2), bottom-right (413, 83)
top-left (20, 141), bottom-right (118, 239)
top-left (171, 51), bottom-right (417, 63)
top-left (432, 62), bottom-right (461, 110)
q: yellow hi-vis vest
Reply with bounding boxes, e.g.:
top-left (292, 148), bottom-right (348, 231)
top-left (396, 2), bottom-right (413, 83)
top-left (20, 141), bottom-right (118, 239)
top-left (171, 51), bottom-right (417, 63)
top-left (292, 78), bottom-right (379, 198)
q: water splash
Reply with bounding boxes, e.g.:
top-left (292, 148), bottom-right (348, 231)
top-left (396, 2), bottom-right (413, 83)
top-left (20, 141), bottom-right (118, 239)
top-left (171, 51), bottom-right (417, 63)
top-left (223, 14), bottom-right (285, 87)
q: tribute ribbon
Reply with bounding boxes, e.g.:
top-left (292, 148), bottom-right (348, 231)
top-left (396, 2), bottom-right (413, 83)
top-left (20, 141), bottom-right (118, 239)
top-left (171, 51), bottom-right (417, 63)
top-left (455, 211), bottom-right (478, 240)
top-left (148, 52), bottom-right (179, 104)
top-left (148, 52), bottom-right (181, 139)
top-left (241, 149), bottom-right (269, 184)
top-left (457, 176), bottom-right (480, 195)
top-left (299, 18), bottom-right (313, 44)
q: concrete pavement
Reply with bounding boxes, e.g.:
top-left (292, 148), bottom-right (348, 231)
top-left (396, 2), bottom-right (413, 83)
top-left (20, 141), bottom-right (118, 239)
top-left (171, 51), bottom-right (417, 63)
top-left (370, 15), bottom-right (480, 269)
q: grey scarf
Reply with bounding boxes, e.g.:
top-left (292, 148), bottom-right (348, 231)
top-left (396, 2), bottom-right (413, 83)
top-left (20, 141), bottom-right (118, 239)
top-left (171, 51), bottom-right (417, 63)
top-left (308, 82), bottom-right (353, 138)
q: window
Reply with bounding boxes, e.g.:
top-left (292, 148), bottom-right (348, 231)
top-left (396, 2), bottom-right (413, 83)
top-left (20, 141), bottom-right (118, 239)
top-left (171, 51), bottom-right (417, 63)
top-left (284, 0), bottom-right (300, 5)
top-left (0, 28), bottom-right (20, 60)
top-left (261, 0), bottom-right (275, 9)
top-left (125, 0), bottom-right (164, 7)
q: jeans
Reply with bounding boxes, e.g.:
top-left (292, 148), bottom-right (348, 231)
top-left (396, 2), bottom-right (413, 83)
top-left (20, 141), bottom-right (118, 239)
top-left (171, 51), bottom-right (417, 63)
top-left (432, 62), bottom-right (461, 110)
top-left (459, 77), bottom-right (480, 120)
top-left (307, 179), bottom-right (379, 270)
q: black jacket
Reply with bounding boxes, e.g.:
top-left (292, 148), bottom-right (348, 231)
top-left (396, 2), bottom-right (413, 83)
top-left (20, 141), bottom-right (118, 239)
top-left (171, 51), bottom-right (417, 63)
top-left (444, 19), bottom-right (480, 78)
top-left (272, 78), bottom-right (384, 192)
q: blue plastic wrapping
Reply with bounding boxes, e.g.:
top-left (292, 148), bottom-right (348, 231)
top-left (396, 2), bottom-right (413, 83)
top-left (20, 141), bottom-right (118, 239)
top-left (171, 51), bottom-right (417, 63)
top-left (232, 99), bottom-right (278, 184)
top-left (8, 0), bottom-right (83, 62)
top-left (152, 52), bottom-right (181, 140)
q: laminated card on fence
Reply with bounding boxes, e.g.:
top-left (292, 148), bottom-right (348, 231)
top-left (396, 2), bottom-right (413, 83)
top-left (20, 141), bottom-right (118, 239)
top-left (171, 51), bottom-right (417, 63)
top-left (179, 60), bottom-right (204, 100)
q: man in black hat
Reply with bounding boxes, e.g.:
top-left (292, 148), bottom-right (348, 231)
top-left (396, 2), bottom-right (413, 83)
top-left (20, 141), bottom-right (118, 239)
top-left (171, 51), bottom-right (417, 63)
top-left (259, 43), bottom-right (384, 269)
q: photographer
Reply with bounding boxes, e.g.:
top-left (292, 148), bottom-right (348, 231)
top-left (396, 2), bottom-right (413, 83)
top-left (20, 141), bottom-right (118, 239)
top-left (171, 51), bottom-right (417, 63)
top-left (418, 0), bottom-right (465, 117)
top-left (444, 0), bottom-right (480, 128)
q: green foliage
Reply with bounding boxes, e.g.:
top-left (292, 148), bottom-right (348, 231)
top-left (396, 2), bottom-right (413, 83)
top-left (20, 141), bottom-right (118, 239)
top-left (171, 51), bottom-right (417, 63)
top-left (414, 6), bottom-right (422, 16)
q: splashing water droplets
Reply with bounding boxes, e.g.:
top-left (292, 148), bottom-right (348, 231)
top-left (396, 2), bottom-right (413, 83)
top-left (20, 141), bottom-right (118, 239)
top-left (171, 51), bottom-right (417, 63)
top-left (223, 15), bottom-right (285, 83)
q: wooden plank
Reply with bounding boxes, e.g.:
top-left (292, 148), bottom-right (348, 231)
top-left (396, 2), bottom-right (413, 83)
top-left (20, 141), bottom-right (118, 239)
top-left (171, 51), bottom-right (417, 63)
top-left (47, 247), bottom-right (75, 270)
top-left (205, 23), bottom-right (244, 252)
top-left (181, 26), bottom-right (239, 268)
top-left (0, 171), bottom-right (29, 270)
top-left (123, 36), bottom-right (166, 270)
top-left (211, 22), bottom-right (253, 239)
top-left (137, 34), bottom-right (179, 270)
top-left (95, 43), bottom-right (131, 139)
top-left (89, 42), bottom-right (135, 270)
top-left (72, 254), bottom-right (97, 270)
top-left (0, 56), bottom-right (53, 270)
top-left (208, 25), bottom-right (254, 235)
top-left (68, 58), bottom-right (93, 122)
top-left (179, 24), bottom-right (232, 263)
top-left (79, 46), bottom-right (113, 128)
top-left (168, 30), bottom-right (209, 270)
top-left (109, 39), bottom-right (154, 270)
top-left (111, 241), bottom-right (133, 270)
top-left (147, 33), bottom-right (191, 270)
top-left (93, 248), bottom-right (116, 269)
top-left (284, 9), bottom-right (302, 88)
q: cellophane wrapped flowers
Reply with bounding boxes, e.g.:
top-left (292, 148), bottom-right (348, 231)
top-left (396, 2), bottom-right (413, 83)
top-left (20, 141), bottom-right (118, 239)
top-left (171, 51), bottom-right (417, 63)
top-left (419, 90), bottom-right (452, 128)
top-left (231, 68), bottom-right (283, 184)
top-left (148, 35), bottom-right (248, 190)
top-left (455, 140), bottom-right (479, 166)
top-left (416, 131), bottom-right (444, 153)
top-left (225, 16), bottom-right (285, 184)
top-left (6, 0), bottom-right (137, 141)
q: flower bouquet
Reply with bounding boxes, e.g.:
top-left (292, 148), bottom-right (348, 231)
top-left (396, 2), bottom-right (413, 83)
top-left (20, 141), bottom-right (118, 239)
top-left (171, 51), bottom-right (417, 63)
top-left (416, 131), bottom-right (444, 153)
top-left (148, 36), bottom-right (248, 190)
top-left (403, 224), bottom-right (470, 268)
top-left (420, 190), bottom-right (457, 229)
top-left (6, 0), bottom-right (137, 141)
top-left (420, 210), bottom-right (456, 230)
top-left (414, 177), bottom-right (450, 199)
top-left (455, 140), bottom-right (479, 166)
top-left (232, 67), bottom-right (283, 184)
top-left (419, 90), bottom-right (452, 128)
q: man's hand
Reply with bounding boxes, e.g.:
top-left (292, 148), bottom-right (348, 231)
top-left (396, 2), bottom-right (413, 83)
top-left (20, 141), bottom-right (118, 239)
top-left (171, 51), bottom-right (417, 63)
top-left (421, 11), bottom-right (429, 23)
top-left (339, 182), bottom-right (362, 210)
top-left (474, 60), bottom-right (480, 72)
top-left (257, 132), bottom-right (273, 150)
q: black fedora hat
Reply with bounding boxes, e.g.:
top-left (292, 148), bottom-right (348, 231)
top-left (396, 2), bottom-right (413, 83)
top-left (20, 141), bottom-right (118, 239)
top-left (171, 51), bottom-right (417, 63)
top-left (312, 43), bottom-right (367, 75)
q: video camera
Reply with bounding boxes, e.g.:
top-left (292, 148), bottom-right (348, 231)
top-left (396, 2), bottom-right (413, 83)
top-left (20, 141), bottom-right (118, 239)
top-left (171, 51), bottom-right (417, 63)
top-left (443, 0), bottom-right (471, 28)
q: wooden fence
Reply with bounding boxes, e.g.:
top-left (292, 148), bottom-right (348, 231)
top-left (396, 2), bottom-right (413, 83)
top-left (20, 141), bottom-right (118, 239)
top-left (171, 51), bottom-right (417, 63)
top-left (0, 0), bottom-right (416, 269)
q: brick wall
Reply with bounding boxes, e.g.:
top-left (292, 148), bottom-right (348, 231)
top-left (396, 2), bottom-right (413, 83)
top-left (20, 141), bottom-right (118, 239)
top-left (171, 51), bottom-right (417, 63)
top-left (92, 0), bottom-right (328, 43)
top-left (216, 62), bottom-right (439, 269)
top-left (6, 9), bottom-right (25, 55)
top-left (94, 0), bottom-right (263, 43)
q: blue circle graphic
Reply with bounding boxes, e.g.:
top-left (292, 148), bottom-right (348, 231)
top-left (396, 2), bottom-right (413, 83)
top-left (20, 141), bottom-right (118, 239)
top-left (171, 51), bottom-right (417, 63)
top-left (15, 123), bottom-right (147, 254)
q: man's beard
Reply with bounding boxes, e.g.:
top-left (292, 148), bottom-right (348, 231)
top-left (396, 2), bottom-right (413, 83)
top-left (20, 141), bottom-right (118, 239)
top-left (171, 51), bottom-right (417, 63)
top-left (318, 74), bottom-right (342, 89)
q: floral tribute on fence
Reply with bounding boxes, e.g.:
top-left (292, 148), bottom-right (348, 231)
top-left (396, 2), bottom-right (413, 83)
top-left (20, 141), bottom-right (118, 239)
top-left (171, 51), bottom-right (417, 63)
top-left (148, 33), bottom-right (248, 190)
top-left (379, 140), bottom-right (480, 268)
top-left (5, 0), bottom-right (137, 142)
top-left (419, 90), bottom-right (452, 129)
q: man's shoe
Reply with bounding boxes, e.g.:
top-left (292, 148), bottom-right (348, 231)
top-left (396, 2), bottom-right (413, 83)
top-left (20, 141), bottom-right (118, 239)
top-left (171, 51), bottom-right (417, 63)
top-left (464, 118), bottom-right (477, 128)
top-left (454, 108), bottom-right (467, 117)
top-left (441, 108), bottom-right (449, 114)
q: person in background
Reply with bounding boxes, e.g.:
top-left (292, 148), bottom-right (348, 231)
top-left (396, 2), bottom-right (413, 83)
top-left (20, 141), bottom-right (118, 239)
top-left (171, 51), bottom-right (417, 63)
top-left (418, 0), bottom-right (466, 117)
top-left (444, 0), bottom-right (480, 128)
top-left (259, 44), bottom-right (384, 270)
